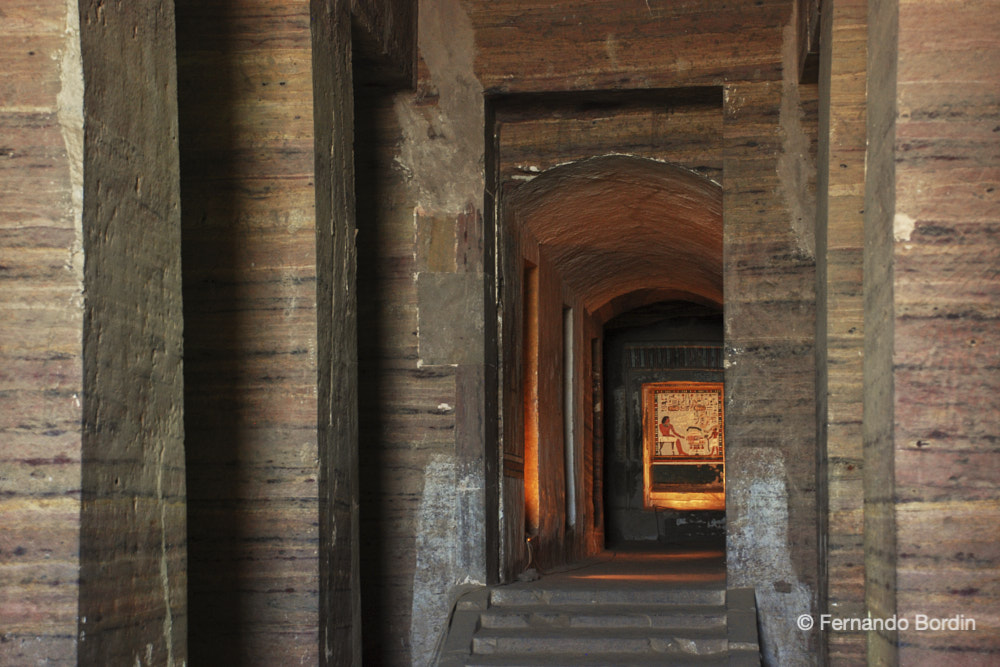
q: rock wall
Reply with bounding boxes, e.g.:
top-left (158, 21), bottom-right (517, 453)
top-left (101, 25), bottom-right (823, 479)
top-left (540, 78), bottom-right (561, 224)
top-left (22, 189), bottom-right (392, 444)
top-left (176, 0), bottom-right (415, 663)
top-left (890, 0), bottom-right (1000, 660)
top-left (354, 3), bottom-right (486, 664)
top-left (0, 0), bottom-right (84, 662)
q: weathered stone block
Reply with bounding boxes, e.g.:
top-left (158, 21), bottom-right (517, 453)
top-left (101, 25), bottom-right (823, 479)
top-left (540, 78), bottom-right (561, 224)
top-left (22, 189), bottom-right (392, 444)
top-left (417, 272), bottom-right (484, 366)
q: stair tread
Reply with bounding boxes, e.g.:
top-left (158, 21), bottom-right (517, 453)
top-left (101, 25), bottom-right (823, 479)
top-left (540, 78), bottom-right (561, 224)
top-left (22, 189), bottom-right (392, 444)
top-left (481, 602), bottom-right (726, 613)
top-left (472, 627), bottom-right (729, 657)
top-left (461, 652), bottom-right (737, 666)
top-left (479, 605), bottom-right (727, 630)
top-left (473, 625), bottom-right (728, 639)
top-left (490, 587), bottom-right (726, 607)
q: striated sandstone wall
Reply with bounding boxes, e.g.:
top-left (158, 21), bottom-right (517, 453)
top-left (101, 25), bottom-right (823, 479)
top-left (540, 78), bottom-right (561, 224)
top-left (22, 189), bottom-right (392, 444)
top-left (890, 0), bottom-right (1000, 660)
top-left (0, 0), bottom-right (84, 662)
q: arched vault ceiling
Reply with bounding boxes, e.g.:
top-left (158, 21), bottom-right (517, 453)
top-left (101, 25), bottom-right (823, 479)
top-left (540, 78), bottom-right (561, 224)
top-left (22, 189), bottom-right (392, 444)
top-left (507, 155), bottom-right (723, 319)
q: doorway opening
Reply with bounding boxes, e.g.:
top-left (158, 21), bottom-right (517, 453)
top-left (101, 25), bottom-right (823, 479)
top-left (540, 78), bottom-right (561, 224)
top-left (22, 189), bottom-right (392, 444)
top-left (601, 301), bottom-right (725, 548)
top-left (492, 152), bottom-right (724, 581)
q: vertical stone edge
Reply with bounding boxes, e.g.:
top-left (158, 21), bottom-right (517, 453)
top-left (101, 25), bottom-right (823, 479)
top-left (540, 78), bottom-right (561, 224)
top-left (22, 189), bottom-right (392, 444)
top-left (77, 0), bottom-right (187, 663)
top-left (814, 7), bottom-right (833, 663)
top-left (312, 0), bottom-right (361, 664)
top-left (817, 0), bottom-right (868, 663)
top-left (863, 0), bottom-right (899, 661)
top-left (483, 99), bottom-right (501, 587)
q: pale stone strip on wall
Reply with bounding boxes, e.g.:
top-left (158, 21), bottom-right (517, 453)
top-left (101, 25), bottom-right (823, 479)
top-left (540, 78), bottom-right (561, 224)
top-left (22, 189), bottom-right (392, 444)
top-left (863, 0), bottom-right (900, 661)
top-left (816, 0), bottom-right (868, 662)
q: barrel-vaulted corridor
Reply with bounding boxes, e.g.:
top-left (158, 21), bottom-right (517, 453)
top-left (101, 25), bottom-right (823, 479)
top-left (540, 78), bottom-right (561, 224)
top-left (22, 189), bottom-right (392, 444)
top-left (495, 153), bottom-right (724, 581)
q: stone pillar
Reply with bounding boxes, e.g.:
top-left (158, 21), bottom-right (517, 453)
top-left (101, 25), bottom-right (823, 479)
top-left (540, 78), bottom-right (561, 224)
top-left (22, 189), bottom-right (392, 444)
top-left (79, 0), bottom-right (187, 665)
top-left (355, 1), bottom-right (487, 663)
top-left (724, 71), bottom-right (818, 666)
top-left (5, 1), bottom-right (188, 662)
top-left (76, 0), bottom-right (187, 663)
top-left (177, 1), bottom-right (414, 662)
top-left (311, 0), bottom-right (361, 663)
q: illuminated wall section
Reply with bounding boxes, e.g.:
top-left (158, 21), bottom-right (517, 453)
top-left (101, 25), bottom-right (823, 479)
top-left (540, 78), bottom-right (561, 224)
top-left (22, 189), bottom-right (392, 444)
top-left (522, 262), bottom-right (540, 535)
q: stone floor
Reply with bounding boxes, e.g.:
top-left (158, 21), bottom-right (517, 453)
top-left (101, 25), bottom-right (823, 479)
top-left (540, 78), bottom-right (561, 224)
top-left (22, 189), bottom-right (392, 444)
top-left (520, 540), bottom-right (728, 590)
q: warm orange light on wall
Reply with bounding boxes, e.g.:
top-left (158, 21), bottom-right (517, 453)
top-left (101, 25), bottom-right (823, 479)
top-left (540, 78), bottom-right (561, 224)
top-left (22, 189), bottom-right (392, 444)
top-left (523, 263), bottom-right (540, 535)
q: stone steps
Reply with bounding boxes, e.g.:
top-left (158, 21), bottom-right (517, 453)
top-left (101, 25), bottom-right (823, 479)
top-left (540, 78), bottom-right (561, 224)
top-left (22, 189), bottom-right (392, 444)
top-left (461, 652), bottom-right (738, 666)
top-left (488, 586), bottom-right (727, 607)
top-left (472, 627), bottom-right (728, 656)
top-left (478, 604), bottom-right (727, 631)
top-left (438, 586), bottom-right (761, 666)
